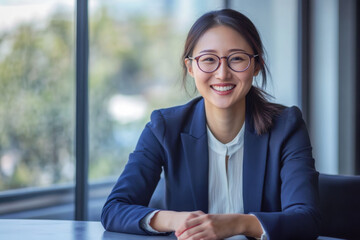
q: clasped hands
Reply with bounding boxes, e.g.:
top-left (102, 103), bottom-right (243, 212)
top-left (174, 211), bottom-right (237, 240)
top-left (150, 210), bottom-right (262, 240)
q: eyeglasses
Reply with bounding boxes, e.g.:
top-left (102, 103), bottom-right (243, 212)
top-left (187, 52), bottom-right (258, 73)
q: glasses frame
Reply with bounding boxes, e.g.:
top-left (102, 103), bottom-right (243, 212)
top-left (188, 51), bottom-right (258, 73)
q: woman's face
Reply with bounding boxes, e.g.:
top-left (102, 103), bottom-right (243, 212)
top-left (185, 25), bottom-right (258, 112)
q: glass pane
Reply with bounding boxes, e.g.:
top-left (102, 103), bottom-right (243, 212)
top-left (0, 1), bottom-right (75, 190)
top-left (88, 0), bottom-right (224, 182)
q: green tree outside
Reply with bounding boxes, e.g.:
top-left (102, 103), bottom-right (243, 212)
top-left (0, 7), bottom-right (189, 191)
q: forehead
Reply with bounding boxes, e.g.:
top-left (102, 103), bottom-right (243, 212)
top-left (193, 25), bottom-right (252, 55)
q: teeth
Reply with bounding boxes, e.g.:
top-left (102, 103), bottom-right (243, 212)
top-left (212, 85), bottom-right (234, 92)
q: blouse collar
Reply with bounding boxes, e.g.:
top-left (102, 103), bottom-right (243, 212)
top-left (207, 123), bottom-right (245, 157)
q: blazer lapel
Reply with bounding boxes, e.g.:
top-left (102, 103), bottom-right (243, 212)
top-left (180, 98), bottom-right (209, 213)
top-left (243, 105), bottom-right (269, 214)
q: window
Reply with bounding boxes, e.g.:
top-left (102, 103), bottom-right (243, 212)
top-left (0, 0), bottom-right (75, 218)
top-left (0, 1), bottom-right (75, 191)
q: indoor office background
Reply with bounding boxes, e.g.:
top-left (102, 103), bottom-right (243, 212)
top-left (0, 0), bottom-right (359, 221)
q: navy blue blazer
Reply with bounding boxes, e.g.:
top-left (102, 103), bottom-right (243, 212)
top-left (101, 97), bottom-right (320, 240)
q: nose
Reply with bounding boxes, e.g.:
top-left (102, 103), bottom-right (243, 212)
top-left (215, 58), bottom-right (231, 80)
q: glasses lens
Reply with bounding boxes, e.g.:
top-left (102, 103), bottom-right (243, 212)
top-left (197, 54), bottom-right (219, 72)
top-left (228, 52), bottom-right (250, 72)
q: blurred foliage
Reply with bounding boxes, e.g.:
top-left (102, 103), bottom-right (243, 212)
top-left (0, 6), bottom-right (189, 191)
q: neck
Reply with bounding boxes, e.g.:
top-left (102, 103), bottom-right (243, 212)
top-left (205, 100), bottom-right (246, 144)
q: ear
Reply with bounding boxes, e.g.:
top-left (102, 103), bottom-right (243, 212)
top-left (253, 63), bottom-right (261, 76)
top-left (184, 58), bottom-right (194, 78)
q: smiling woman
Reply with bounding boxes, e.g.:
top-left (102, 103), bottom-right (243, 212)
top-left (102, 9), bottom-right (320, 240)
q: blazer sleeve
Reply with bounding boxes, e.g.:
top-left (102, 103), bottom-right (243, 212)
top-left (251, 107), bottom-right (321, 240)
top-left (101, 110), bottom-right (167, 235)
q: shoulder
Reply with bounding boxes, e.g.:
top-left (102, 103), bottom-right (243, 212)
top-left (273, 105), bottom-right (304, 129)
top-left (150, 97), bottom-right (202, 122)
top-left (146, 97), bottom-right (204, 140)
top-left (269, 105), bottom-right (310, 142)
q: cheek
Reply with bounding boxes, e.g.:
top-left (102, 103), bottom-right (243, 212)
top-left (194, 76), bottom-right (206, 90)
top-left (193, 70), bottom-right (210, 83)
top-left (194, 74), bottom-right (212, 94)
top-left (246, 76), bottom-right (254, 88)
top-left (239, 71), bottom-right (254, 84)
top-left (244, 66), bottom-right (256, 84)
top-left (236, 74), bottom-right (254, 94)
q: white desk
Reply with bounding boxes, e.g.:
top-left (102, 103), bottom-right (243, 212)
top-left (0, 219), bottom-right (175, 240)
top-left (0, 219), bottom-right (344, 240)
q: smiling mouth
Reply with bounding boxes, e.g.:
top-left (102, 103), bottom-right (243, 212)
top-left (211, 85), bottom-right (236, 92)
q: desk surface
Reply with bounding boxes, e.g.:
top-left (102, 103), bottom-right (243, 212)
top-left (0, 219), bottom-right (175, 240)
top-left (0, 219), bottom-right (343, 240)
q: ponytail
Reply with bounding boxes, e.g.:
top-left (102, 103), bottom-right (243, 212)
top-left (247, 86), bottom-right (285, 135)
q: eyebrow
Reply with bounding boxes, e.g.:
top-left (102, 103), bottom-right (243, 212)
top-left (199, 48), bottom-right (247, 54)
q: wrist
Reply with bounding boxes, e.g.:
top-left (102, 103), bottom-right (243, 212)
top-left (150, 210), bottom-right (177, 232)
top-left (166, 211), bottom-right (179, 230)
top-left (233, 214), bottom-right (247, 235)
top-left (241, 214), bottom-right (263, 238)
top-left (231, 214), bottom-right (262, 238)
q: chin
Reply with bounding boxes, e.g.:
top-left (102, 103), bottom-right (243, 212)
top-left (211, 101), bottom-right (235, 110)
top-left (213, 96), bottom-right (245, 109)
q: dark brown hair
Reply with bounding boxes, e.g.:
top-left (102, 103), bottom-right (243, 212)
top-left (181, 9), bottom-right (284, 135)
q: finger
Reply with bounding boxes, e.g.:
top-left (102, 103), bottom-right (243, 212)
top-left (179, 215), bottom-right (219, 240)
top-left (194, 210), bottom-right (205, 215)
top-left (177, 224), bottom-right (204, 240)
top-left (180, 230), bottom-right (213, 240)
top-left (185, 215), bottom-right (207, 229)
top-left (176, 222), bottom-right (200, 238)
top-left (177, 214), bottom-right (211, 238)
top-left (175, 213), bottom-right (204, 236)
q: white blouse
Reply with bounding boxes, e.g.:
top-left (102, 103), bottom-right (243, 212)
top-left (207, 124), bottom-right (245, 215)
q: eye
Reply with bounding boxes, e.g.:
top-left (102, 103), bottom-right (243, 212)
top-left (229, 54), bottom-right (246, 62)
top-left (199, 55), bottom-right (217, 63)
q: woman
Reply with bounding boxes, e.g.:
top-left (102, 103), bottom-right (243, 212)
top-left (101, 9), bottom-right (320, 240)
